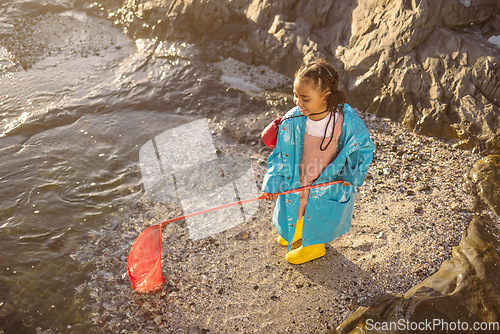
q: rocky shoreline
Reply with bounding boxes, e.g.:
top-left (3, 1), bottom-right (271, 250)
top-left (1, 1), bottom-right (498, 332)
top-left (66, 102), bottom-right (498, 333)
top-left (68, 0), bottom-right (499, 332)
top-left (96, 0), bottom-right (500, 155)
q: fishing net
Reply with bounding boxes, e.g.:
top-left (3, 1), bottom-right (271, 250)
top-left (126, 180), bottom-right (342, 294)
top-left (127, 224), bottom-right (165, 294)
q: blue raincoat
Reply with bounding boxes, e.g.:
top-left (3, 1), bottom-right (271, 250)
top-left (262, 104), bottom-right (375, 248)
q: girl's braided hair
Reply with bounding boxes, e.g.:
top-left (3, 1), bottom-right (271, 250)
top-left (295, 58), bottom-right (347, 113)
top-left (294, 58), bottom-right (346, 150)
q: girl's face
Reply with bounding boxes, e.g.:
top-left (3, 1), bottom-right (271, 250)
top-left (293, 78), bottom-right (330, 120)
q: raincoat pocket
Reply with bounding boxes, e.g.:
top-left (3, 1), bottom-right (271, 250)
top-left (324, 194), bottom-right (355, 237)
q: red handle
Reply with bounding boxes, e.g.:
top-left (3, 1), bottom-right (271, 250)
top-left (159, 179), bottom-right (343, 228)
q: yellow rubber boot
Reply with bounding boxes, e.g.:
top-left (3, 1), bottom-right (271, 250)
top-left (286, 243), bottom-right (326, 264)
top-left (277, 217), bottom-right (303, 246)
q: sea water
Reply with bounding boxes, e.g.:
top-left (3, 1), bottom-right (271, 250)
top-left (0, 1), bottom-right (291, 331)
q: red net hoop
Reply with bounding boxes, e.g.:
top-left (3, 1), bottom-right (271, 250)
top-left (127, 224), bottom-right (165, 294)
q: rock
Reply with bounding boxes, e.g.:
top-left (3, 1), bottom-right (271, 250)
top-left (339, 1), bottom-right (500, 154)
top-left (154, 315), bottom-right (162, 325)
top-left (451, 202), bottom-right (461, 212)
top-left (103, 272), bottom-right (114, 280)
top-left (332, 215), bottom-right (500, 334)
top-left (0, 299), bottom-right (23, 332)
top-left (467, 155), bottom-right (500, 215)
top-left (234, 231), bottom-right (250, 240)
top-left (0, 21), bottom-right (14, 38)
top-left (105, 0), bottom-right (499, 153)
top-left (417, 184), bottom-right (431, 192)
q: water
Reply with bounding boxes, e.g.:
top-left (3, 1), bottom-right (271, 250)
top-left (0, 1), bottom-right (290, 331)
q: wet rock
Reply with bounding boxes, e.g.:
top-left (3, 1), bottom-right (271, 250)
top-left (0, 21), bottom-right (14, 38)
top-left (332, 215), bottom-right (500, 334)
top-left (0, 299), bottom-right (23, 332)
top-left (468, 155), bottom-right (500, 216)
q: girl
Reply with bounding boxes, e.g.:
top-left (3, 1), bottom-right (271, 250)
top-left (261, 58), bottom-right (375, 264)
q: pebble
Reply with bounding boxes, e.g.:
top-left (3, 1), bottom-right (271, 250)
top-left (154, 315), bottom-right (162, 325)
top-left (234, 231), bottom-right (250, 240)
top-left (417, 185), bottom-right (431, 191)
top-left (103, 272), bottom-right (114, 280)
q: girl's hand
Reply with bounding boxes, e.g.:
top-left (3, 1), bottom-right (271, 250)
top-left (261, 192), bottom-right (279, 200)
top-left (342, 181), bottom-right (352, 186)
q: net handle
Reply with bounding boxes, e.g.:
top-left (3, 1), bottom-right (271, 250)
top-left (159, 179), bottom-right (343, 228)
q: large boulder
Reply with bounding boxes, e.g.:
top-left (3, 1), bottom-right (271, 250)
top-left (101, 0), bottom-right (500, 154)
top-left (339, 0), bottom-right (500, 154)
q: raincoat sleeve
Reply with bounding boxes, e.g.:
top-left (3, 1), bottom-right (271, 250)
top-left (341, 134), bottom-right (375, 187)
top-left (261, 137), bottom-right (285, 194)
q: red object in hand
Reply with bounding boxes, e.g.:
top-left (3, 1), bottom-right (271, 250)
top-left (261, 117), bottom-right (283, 148)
